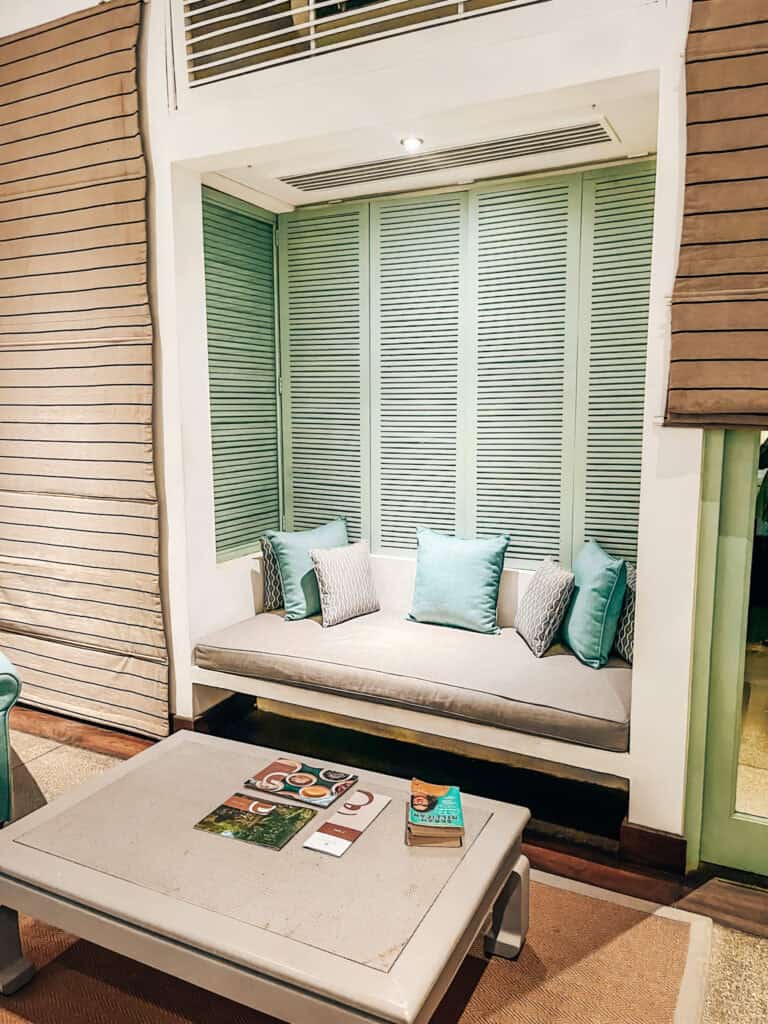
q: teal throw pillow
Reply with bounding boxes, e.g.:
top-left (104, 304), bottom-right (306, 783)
top-left (264, 519), bottom-right (348, 621)
top-left (408, 527), bottom-right (509, 634)
top-left (562, 539), bottom-right (627, 668)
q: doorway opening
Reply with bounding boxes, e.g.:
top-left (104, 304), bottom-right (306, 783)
top-left (736, 433), bottom-right (768, 819)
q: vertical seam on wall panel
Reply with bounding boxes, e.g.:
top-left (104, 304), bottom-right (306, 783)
top-left (684, 428), bottom-right (724, 868)
top-left (137, 0), bottom-right (171, 728)
top-left (277, 214), bottom-right (294, 530)
top-left (561, 172), bottom-right (586, 570)
top-left (369, 200), bottom-right (382, 553)
top-left (163, 0), bottom-right (179, 111)
top-left (201, 187), bottom-right (222, 559)
top-left (458, 188), bottom-right (478, 539)
top-left (273, 222), bottom-right (285, 530)
top-left (167, 0), bottom-right (187, 111)
top-left (360, 201), bottom-right (372, 545)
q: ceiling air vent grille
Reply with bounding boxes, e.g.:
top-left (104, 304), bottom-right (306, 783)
top-left (281, 122), bottom-right (614, 192)
top-left (183, 0), bottom-right (553, 85)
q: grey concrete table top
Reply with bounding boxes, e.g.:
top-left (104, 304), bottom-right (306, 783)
top-left (0, 731), bottom-right (529, 1023)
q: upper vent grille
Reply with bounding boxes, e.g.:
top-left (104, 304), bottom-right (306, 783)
top-left (183, 0), bottom-right (553, 86)
top-left (281, 122), bottom-right (614, 192)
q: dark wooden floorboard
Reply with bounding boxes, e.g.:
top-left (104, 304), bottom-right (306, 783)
top-left (676, 878), bottom-right (768, 939)
top-left (11, 705), bottom-right (154, 761)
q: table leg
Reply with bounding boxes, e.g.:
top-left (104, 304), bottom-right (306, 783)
top-left (484, 853), bottom-right (529, 959)
top-left (0, 907), bottom-right (34, 995)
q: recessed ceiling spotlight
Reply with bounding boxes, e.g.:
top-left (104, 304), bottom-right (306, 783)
top-left (400, 136), bottom-right (424, 155)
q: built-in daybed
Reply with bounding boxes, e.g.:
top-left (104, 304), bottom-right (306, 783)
top-left (192, 555), bottom-right (632, 778)
top-left (196, 609), bottom-right (631, 751)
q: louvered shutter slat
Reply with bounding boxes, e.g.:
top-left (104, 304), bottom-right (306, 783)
top-left (202, 186), bottom-right (280, 560)
top-left (372, 194), bottom-right (463, 550)
top-left (280, 206), bottom-right (367, 539)
top-left (575, 165), bottom-right (655, 562)
top-left (475, 179), bottom-right (579, 563)
top-left (272, 165), bottom-right (653, 568)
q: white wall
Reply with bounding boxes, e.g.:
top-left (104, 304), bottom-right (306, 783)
top-left (165, 0), bottom-right (668, 169)
top-left (147, 0), bottom-right (696, 833)
top-left (629, 0), bottom-right (702, 834)
top-left (0, 0), bottom-right (100, 37)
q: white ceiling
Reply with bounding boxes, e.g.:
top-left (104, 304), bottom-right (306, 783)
top-left (212, 71), bottom-right (658, 211)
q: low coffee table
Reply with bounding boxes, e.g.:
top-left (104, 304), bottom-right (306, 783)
top-left (0, 732), bottom-right (529, 1023)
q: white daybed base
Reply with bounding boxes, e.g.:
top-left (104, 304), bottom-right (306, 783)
top-left (191, 665), bottom-right (631, 786)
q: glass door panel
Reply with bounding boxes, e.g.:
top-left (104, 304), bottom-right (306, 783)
top-left (701, 430), bottom-right (768, 875)
top-left (735, 431), bottom-right (768, 819)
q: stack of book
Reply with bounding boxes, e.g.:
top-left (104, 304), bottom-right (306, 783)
top-left (405, 778), bottom-right (464, 848)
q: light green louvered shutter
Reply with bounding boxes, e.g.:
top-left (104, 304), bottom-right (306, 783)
top-left (202, 187), bottom-right (280, 560)
top-left (371, 193), bottom-right (465, 550)
top-left (572, 163), bottom-right (655, 561)
top-left (473, 176), bottom-right (582, 564)
top-left (279, 204), bottom-right (369, 539)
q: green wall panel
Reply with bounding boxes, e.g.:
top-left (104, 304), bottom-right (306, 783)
top-left (474, 175), bottom-right (582, 564)
top-left (202, 186), bottom-right (280, 560)
top-left (699, 429), bottom-right (768, 875)
top-left (573, 163), bottom-right (656, 563)
top-left (275, 160), bottom-right (655, 566)
top-left (371, 192), bottom-right (465, 549)
top-left (278, 204), bottom-right (369, 540)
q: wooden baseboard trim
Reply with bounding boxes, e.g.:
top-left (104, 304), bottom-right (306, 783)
top-left (525, 837), bottom-right (685, 905)
top-left (11, 706), bottom-right (154, 760)
top-left (171, 715), bottom-right (195, 733)
top-left (619, 819), bottom-right (687, 875)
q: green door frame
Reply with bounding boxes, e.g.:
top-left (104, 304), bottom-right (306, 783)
top-left (686, 429), bottom-right (766, 875)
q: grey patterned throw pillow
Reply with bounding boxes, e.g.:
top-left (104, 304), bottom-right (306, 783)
top-left (261, 536), bottom-right (284, 611)
top-left (614, 563), bottom-right (636, 664)
top-left (309, 540), bottom-right (380, 627)
top-left (515, 558), bottom-right (575, 658)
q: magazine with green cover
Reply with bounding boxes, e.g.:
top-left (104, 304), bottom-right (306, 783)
top-left (407, 779), bottom-right (464, 833)
top-left (195, 793), bottom-right (316, 850)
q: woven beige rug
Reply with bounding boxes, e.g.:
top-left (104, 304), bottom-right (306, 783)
top-left (0, 870), bottom-right (710, 1024)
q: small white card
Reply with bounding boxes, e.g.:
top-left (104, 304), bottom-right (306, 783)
top-left (303, 790), bottom-right (391, 856)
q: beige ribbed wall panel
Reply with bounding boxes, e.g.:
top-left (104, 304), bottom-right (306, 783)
top-left (0, 0), bottom-right (169, 737)
top-left (0, 631), bottom-right (167, 737)
top-left (667, 0), bottom-right (768, 427)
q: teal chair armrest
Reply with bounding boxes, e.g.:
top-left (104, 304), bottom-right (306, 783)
top-left (0, 654), bottom-right (21, 825)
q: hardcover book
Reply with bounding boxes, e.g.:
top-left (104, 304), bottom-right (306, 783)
top-left (405, 830), bottom-right (464, 848)
top-left (406, 779), bottom-right (464, 847)
top-left (195, 793), bottom-right (316, 850)
top-left (407, 779), bottom-right (464, 831)
top-left (244, 756), bottom-right (358, 808)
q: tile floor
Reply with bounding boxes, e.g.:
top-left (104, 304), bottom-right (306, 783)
top-left (736, 672), bottom-right (768, 820)
top-left (11, 727), bottom-right (120, 822)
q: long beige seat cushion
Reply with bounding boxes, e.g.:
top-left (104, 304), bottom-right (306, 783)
top-left (194, 611), bottom-right (631, 753)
